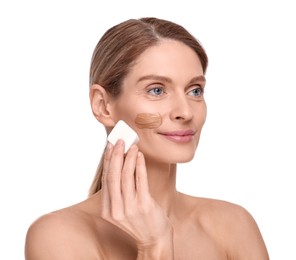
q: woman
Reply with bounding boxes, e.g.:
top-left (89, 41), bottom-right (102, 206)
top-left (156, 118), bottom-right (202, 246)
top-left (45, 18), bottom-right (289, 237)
top-left (25, 17), bottom-right (269, 259)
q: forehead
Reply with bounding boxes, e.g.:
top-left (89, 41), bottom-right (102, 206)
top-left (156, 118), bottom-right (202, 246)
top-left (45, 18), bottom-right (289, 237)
top-left (126, 39), bottom-right (204, 82)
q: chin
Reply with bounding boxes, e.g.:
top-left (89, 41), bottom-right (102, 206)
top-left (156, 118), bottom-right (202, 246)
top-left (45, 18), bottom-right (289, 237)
top-left (173, 154), bottom-right (195, 163)
top-left (144, 150), bottom-right (196, 164)
top-left (139, 140), bottom-right (198, 164)
top-left (177, 157), bottom-right (195, 163)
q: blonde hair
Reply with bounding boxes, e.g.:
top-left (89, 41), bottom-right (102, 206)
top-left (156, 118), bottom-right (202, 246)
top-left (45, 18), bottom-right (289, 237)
top-left (88, 17), bottom-right (208, 196)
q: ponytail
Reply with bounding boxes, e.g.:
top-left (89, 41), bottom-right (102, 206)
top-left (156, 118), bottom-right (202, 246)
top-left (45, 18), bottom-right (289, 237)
top-left (88, 145), bottom-right (106, 197)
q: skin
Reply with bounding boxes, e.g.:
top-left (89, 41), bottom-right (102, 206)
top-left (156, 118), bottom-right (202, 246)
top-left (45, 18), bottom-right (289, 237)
top-left (134, 113), bottom-right (163, 129)
top-left (25, 40), bottom-right (269, 259)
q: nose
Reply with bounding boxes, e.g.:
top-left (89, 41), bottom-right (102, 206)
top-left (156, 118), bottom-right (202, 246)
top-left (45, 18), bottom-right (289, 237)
top-left (170, 94), bottom-right (193, 122)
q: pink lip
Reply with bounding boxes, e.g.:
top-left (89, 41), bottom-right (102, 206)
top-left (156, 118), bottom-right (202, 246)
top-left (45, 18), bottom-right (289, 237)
top-left (158, 129), bottom-right (196, 143)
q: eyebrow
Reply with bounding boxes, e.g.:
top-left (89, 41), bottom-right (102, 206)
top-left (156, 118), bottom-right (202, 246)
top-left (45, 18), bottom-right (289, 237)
top-left (137, 74), bottom-right (206, 85)
top-left (189, 75), bottom-right (206, 84)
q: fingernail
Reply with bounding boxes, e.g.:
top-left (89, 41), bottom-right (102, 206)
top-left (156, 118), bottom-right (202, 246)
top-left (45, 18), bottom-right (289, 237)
top-left (116, 139), bottom-right (124, 147)
top-left (130, 144), bottom-right (138, 151)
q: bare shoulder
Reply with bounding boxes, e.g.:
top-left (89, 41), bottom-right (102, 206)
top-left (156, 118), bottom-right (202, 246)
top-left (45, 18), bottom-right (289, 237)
top-left (25, 201), bottom-right (102, 260)
top-left (181, 193), bottom-right (269, 259)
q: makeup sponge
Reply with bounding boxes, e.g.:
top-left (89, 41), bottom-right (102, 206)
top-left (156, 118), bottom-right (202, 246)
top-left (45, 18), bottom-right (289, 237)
top-left (107, 120), bottom-right (139, 153)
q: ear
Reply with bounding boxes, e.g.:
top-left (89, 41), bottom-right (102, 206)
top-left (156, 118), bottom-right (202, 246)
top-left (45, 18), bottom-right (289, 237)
top-left (89, 84), bottom-right (115, 127)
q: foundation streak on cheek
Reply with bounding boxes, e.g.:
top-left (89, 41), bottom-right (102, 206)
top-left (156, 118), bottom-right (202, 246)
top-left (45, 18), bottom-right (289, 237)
top-left (135, 113), bottom-right (162, 129)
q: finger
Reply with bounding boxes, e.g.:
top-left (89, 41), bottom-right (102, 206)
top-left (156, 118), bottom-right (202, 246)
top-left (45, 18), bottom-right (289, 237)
top-left (135, 152), bottom-right (150, 200)
top-left (121, 144), bottom-right (138, 205)
top-left (101, 142), bottom-right (113, 212)
top-left (106, 139), bottom-right (125, 216)
top-left (102, 142), bottom-right (113, 188)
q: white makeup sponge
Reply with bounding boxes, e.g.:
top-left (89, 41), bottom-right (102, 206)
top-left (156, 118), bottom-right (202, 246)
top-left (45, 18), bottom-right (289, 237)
top-left (107, 120), bottom-right (139, 153)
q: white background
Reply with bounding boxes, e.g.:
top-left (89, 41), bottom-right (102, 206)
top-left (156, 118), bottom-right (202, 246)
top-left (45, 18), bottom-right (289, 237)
top-left (1, 0), bottom-right (295, 259)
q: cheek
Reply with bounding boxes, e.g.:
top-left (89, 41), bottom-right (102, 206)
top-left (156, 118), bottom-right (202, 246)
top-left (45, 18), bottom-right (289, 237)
top-left (134, 113), bottom-right (162, 129)
top-left (202, 103), bottom-right (207, 123)
top-left (111, 102), bottom-right (138, 126)
top-left (196, 101), bottom-right (207, 123)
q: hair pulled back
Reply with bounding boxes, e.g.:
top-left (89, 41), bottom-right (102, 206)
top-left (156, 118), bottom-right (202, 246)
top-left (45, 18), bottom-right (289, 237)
top-left (89, 17), bottom-right (208, 196)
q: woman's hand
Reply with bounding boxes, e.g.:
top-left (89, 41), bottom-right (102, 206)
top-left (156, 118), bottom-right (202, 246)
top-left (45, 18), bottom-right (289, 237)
top-left (100, 139), bottom-right (174, 258)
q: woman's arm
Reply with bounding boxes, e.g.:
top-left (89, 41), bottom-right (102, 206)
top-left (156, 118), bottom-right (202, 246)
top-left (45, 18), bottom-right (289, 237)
top-left (100, 140), bottom-right (174, 259)
top-left (215, 203), bottom-right (269, 260)
top-left (137, 226), bottom-right (174, 260)
top-left (136, 227), bottom-right (174, 259)
top-left (233, 207), bottom-right (269, 260)
top-left (25, 213), bottom-right (101, 260)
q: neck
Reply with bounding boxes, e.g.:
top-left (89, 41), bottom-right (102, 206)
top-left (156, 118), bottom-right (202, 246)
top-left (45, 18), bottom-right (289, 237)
top-left (145, 157), bottom-right (179, 217)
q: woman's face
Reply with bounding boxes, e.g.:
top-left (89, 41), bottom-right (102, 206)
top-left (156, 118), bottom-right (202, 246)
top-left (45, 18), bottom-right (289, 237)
top-left (110, 39), bottom-right (207, 164)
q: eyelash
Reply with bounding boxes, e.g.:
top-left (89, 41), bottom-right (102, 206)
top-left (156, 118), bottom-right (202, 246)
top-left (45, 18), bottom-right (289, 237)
top-left (147, 87), bottom-right (165, 96)
top-left (188, 86), bottom-right (204, 97)
top-left (147, 86), bottom-right (204, 97)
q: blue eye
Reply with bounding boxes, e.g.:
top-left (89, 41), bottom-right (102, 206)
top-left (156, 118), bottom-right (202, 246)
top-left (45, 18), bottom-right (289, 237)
top-left (188, 87), bottom-right (204, 97)
top-left (148, 87), bottom-right (164, 96)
